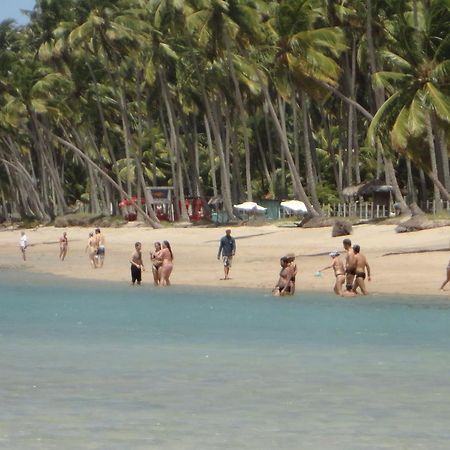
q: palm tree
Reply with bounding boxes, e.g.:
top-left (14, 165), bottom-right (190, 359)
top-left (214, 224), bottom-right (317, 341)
top-left (368, 0), bottom-right (450, 203)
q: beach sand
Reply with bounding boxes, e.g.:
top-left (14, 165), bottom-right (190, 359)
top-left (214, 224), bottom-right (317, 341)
top-left (1, 223), bottom-right (449, 296)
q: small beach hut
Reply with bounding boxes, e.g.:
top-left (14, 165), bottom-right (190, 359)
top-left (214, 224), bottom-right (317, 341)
top-left (343, 180), bottom-right (393, 215)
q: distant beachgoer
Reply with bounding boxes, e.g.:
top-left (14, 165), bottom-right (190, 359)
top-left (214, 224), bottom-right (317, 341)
top-left (150, 242), bottom-right (162, 286)
top-left (217, 228), bottom-right (236, 280)
top-left (318, 251), bottom-right (346, 296)
top-left (343, 238), bottom-right (356, 291)
top-left (19, 231), bottom-right (27, 261)
top-left (59, 232), bottom-right (68, 261)
top-left (286, 252), bottom-right (297, 294)
top-left (130, 242), bottom-right (144, 286)
top-left (86, 232), bottom-right (97, 268)
top-left (155, 240), bottom-right (173, 286)
top-left (95, 228), bottom-right (106, 268)
top-left (273, 256), bottom-right (294, 296)
top-left (352, 244), bottom-right (371, 295)
top-left (439, 259), bottom-right (450, 291)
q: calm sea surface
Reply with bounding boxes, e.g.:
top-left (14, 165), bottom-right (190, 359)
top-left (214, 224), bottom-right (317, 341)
top-left (1, 271), bottom-right (450, 449)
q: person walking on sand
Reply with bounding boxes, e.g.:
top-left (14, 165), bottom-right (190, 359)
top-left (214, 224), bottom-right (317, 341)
top-left (343, 238), bottom-right (356, 291)
top-left (439, 258), bottom-right (450, 290)
top-left (217, 228), bottom-right (236, 280)
top-left (86, 232), bottom-right (97, 268)
top-left (154, 240), bottom-right (173, 286)
top-left (94, 228), bottom-right (106, 268)
top-left (130, 242), bottom-right (144, 286)
top-left (150, 242), bottom-right (162, 286)
top-left (352, 244), bottom-right (371, 295)
top-left (59, 232), bottom-right (68, 261)
top-left (272, 257), bottom-right (294, 296)
top-left (318, 251), bottom-right (346, 296)
top-left (19, 231), bottom-right (28, 261)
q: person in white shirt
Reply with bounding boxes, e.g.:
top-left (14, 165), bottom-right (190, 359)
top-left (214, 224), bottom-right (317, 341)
top-left (20, 231), bottom-right (28, 261)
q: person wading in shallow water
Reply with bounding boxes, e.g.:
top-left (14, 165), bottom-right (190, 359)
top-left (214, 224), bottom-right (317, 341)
top-left (352, 244), bottom-right (371, 295)
top-left (217, 228), bottom-right (236, 280)
top-left (272, 257), bottom-right (294, 296)
top-left (343, 238), bottom-right (356, 291)
top-left (318, 251), bottom-right (346, 296)
top-left (130, 242), bottom-right (144, 286)
top-left (154, 240), bottom-right (173, 287)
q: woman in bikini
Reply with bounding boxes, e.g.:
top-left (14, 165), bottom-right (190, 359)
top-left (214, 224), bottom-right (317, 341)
top-left (85, 232), bottom-right (97, 268)
top-left (318, 251), bottom-right (346, 296)
top-left (59, 232), bottom-right (68, 261)
top-left (155, 240), bottom-right (173, 287)
top-left (273, 257), bottom-right (294, 296)
top-left (150, 242), bottom-right (163, 286)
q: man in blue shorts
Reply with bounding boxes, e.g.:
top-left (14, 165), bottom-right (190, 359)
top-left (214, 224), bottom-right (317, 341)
top-left (217, 228), bottom-right (236, 280)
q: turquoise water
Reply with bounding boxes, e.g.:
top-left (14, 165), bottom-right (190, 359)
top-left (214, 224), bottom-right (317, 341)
top-left (1, 273), bottom-right (450, 449)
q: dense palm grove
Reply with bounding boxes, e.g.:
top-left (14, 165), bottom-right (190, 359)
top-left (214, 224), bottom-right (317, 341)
top-left (0, 0), bottom-right (449, 227)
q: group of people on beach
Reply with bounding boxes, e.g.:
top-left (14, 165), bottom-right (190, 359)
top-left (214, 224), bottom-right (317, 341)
top-left (17, 227), bottom-right (450, 295)
top-left (318, 239), bottom-right (371, 296)
top-left (272, 238), bottom-right (371, 297)
top-left (85, 228), bottom-right (106, 269)
top-left (131, 240), bottom-right (174, 287)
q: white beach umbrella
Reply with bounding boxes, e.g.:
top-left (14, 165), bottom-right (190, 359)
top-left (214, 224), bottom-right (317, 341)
top-left (233, 201), bottom-right (267, 213)
top-left (280, 200), bottom-right (308, 214)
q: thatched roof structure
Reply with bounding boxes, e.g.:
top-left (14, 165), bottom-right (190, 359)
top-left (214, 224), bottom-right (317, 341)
top-left (342, 180), bottom-right (393, 199)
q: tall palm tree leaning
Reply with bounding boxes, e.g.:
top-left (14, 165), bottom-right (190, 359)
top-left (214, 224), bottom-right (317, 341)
top-left (368, 0), bottom-right (450, 204)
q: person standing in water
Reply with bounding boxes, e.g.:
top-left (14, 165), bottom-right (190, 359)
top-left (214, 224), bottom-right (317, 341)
top-left (217, 228), bottom-right (236, 280)
top-left (150, 242), bottom-right (162, 286)
top-left (19, 231), bottom-right (28, 261)
top-left (59, 232), bottom-right (68, 261)
top-left (343, 238), bottom-right (356, 291)
top-left (286, 253), bottom-right (297, 294)
top-left (272, 256), bottom-right (294, 296)
top-left (352, 244), bottom-right (371, 295)
top-left (318, 251), bottom-right (346, 296)
top-left (155, 240), bottom-right (173, 286)
top-left (94, 228), bottom-right (106, 268)
top-left (130, 242), bottom-right (144, 286)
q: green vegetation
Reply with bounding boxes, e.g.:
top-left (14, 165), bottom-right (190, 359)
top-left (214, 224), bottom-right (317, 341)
top-left (0, 0), bottom-right (449, 228)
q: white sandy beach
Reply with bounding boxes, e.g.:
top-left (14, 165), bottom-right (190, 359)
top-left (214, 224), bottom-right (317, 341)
top-left (1, 223), bottom-right (449, 296)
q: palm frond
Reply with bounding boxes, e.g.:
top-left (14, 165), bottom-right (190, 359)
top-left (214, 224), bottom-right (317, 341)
top-left (367, 92), bottom-right (402, 145)
top-left (425, 82), bottom-right (450, 123)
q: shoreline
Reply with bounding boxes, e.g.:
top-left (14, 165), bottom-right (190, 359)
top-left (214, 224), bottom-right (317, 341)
top-left (1, 223), bottom-right (450, 298)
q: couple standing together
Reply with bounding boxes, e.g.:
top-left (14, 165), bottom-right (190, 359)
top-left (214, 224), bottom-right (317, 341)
top-left (86, 228), bottom-right (106, 268)
top-left (130, 241), bottom-right (173, 286)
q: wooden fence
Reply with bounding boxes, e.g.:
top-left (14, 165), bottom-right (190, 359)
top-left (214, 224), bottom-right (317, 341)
top-left (321, 202), bottom-right (391, 220)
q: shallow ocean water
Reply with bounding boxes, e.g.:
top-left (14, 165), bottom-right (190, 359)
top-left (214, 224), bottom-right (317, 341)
top-left (1, 271), bottom-right (450, 449)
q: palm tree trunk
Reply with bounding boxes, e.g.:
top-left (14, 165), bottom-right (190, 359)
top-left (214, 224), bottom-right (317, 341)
top-left (261, 83), bottom-right (317, 214)
top-left (300, 92), bottom-right (322, 213)
top-left (425, 112), bottom-right (442, 211)
top-left (204, 115), bottom-right (218, 198)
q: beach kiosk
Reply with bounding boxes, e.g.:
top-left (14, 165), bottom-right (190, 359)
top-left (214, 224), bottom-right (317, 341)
top-left (145, 186), bottom-right (175, 221)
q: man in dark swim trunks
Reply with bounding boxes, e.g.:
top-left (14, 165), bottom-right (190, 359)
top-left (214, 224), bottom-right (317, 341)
top-left (352, 244), bottom-right (371, 295)
top-left (130, 242), bottom-right (144, 286)
top-left (343, 238), bottom-right (356, 291)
